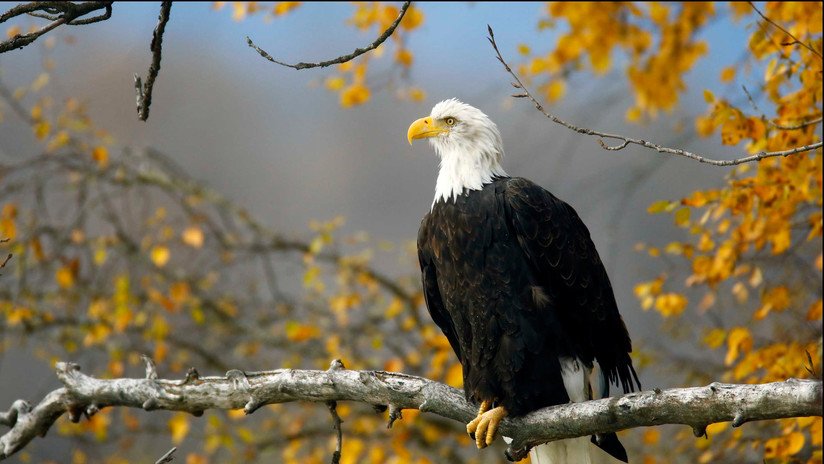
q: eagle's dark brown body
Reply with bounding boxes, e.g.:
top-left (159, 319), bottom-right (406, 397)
top-left (417, 176), bottom-right (639, 459)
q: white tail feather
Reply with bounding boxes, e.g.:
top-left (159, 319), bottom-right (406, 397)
top-left (526, 358), bottom-right (625, 463)
top-left (530, 439), bottom-right (625, 464)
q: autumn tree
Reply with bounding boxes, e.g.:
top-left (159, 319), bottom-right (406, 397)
top-left (0, 2), bottom-right (821, 464)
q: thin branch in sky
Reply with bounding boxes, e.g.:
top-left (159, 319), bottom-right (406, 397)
top-left (247, 1), bottom-right (411, 70)
top-left (0, 2), bottom-right (112, 54)
top-left (486, 25), bottom-right (822, 167)
top-left (135, 1), bottom-right (173, 122)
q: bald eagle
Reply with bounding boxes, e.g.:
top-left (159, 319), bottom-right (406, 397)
top-left (408, 99), bottom-right (640, 463)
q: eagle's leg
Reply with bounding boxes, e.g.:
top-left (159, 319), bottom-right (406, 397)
top-left (466, 401), bottom-right (507, 449)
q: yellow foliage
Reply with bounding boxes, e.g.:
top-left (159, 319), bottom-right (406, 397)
top-left (400, 5), bottom-right (424, 30)
top-left (702, 328), bottom-right (726, 349)
top-left (182, 226), bottom-right (204, 248)
top-left (150, 245), bottom-right (171, 267)
top-left (445, 362), bottom-right (463, 388)
top-left (56, 265), bottom-right (76, 289)
top-left (719, 66), bottom-right (735, 83)
top-left (653, 293), bottom-right (688, 316)
top-left (764, 432), bottom-right (805, 459)
top-left (5, 25), bottom-right (21, 39)
top-left (285, 321), bottom-right (320, 342)
top-left (724, 327), bottom-right (752, 366)
top-left (273, 2), bottom-right (300, 16)
top-left (395, 48), bottom-right (413, 67)
top-left (340, 84), bottom-right (370, 108)
top-left (91, 146), bottom-right (109, 169)
top-left (169, 413), bottom-right (190, 445)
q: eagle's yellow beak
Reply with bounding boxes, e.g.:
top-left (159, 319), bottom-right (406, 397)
top-left (407, 116), bottom-right (448, 145)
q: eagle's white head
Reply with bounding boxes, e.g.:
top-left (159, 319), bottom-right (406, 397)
top-left (407, 99), bottom-right (507, 206)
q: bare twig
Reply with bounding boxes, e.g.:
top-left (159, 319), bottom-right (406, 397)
top-left (0, 2), bottom-right (113, 54)
top-left (0, 361), bottom-right (820, 461)
top-left (327, 402), bottom-right (342, 464)
top-left (246, 1), bottom-right (411, 70)
top-left (741, 85), bottom-right (822, 131)
top-left (154, 447), bottom-right (177, 464)
top-left (135, 1), bottom-right (172, 121)
top-left (486, 26), bottom-right (823, 167)
top-left (0, 253), bottom-right (11, 271)
top-left (748, 1), bottom-right (823, 61)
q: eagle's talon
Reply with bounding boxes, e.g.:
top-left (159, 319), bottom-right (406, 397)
top-left (470, 405), bottom-right (507, 449)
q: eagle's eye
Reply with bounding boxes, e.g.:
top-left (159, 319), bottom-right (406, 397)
top-left (445, 117), bottom-right (456, 126)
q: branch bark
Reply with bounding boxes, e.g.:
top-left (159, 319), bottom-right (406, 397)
top-left (0, 2), bottom-right (113, 54)
top-left (134, 1), bottom-right (173, 121)
top-left (0, 360), bottom-right (820, 462)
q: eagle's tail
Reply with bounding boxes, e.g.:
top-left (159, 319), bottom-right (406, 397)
top-left (529, 437), bottom-right (627, 464)
top-left (528, 358), bottom-right (629, 463)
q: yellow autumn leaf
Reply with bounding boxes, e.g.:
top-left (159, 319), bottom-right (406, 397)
top-left (674, 207), bottom-right (691, 227)
top-left (408, 87), bottom-right (426, 102)
top-left (647, 200), bottom-right (673, 214)
top-left (33, 120), bottom-right (51, 140)
top-left (56, 265), bottom-right (75, 289)
top-left (546, 80), bottom-right (566, 102)
top-left (642, 428), bottom-right (660, 445)
top-left (325, 76), bottom-right (346, 91)
top-left (625, 106), bottom-right (642, 122)
top-left (654, 293), bottom-right (688, 317)
top-left (703, 328), bottom-right (726, 349)
top-left (807, 300), bottom-right (823, 320)
top-left (285, 321), bottom-right (320, 342)
top-left (445, 362), bottom-right (463, 387)
top-left (150, 246), bottom-right (170, 267)
top-left (725, 327), bottom-right (752, 365)
top-left (182, 226), bottom-right (204, 248)
top-left (340, 84), bottom-right (370, 108)
top-left (720, 66), bottom-right (736, 82)
top-left (6, 25), bottom-right (21, 39)
top-left (703, 89), bottom-right (715, 103)
top-left (92, 146), bottom-right (109, 168)
top-left (400, 4), bottom-right (423, 30)
top-left (273, 1), bottom-right (300, 16)
top-left (168, 413), bottom-right (190, 445)
top-left (395, 48), bottom-right (413, 67)
top-left (169, 281), bottom-right (190, 303)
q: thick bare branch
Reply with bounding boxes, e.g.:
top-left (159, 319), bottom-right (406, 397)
top-left (246, 1), bottom-right (411, 70)
top-left (0, 2), bottom-right (113, 54)
top-left (0, 361), bottom-right (820, 461)
top-left (487, 26), bottom-right (823, 167)
top-left (135, 1), bottom-right (172, 121)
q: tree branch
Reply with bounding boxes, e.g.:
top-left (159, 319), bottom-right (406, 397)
top-left (487, 26), bottom-right (823, 167)
top-left (0, 2), bottom-right (112, 54)
top-left (246, 1), bottom-right (411, 70)
top-left (0, 360), bottom-right (820, 462)
top-left (747, 1), bottom-right (823, 61)
top-left (135, 1), bottom-right (172, 121)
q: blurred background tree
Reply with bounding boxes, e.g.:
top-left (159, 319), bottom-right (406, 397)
top-left (0, 2), bottom-right (820, 463)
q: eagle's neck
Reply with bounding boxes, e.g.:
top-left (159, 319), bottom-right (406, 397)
top-left (432, 141), bottom-right (507, 207)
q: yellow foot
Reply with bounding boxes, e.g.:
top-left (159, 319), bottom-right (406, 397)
top-left (466, 402), bottom-right (507, 449)
top-left (466, 400), bottom-right (491, 439)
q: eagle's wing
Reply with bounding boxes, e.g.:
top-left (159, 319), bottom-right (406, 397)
top-left (418, 215), bottom-right (463, 364)
top-left (503, 177), bottom-right (640, 393)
